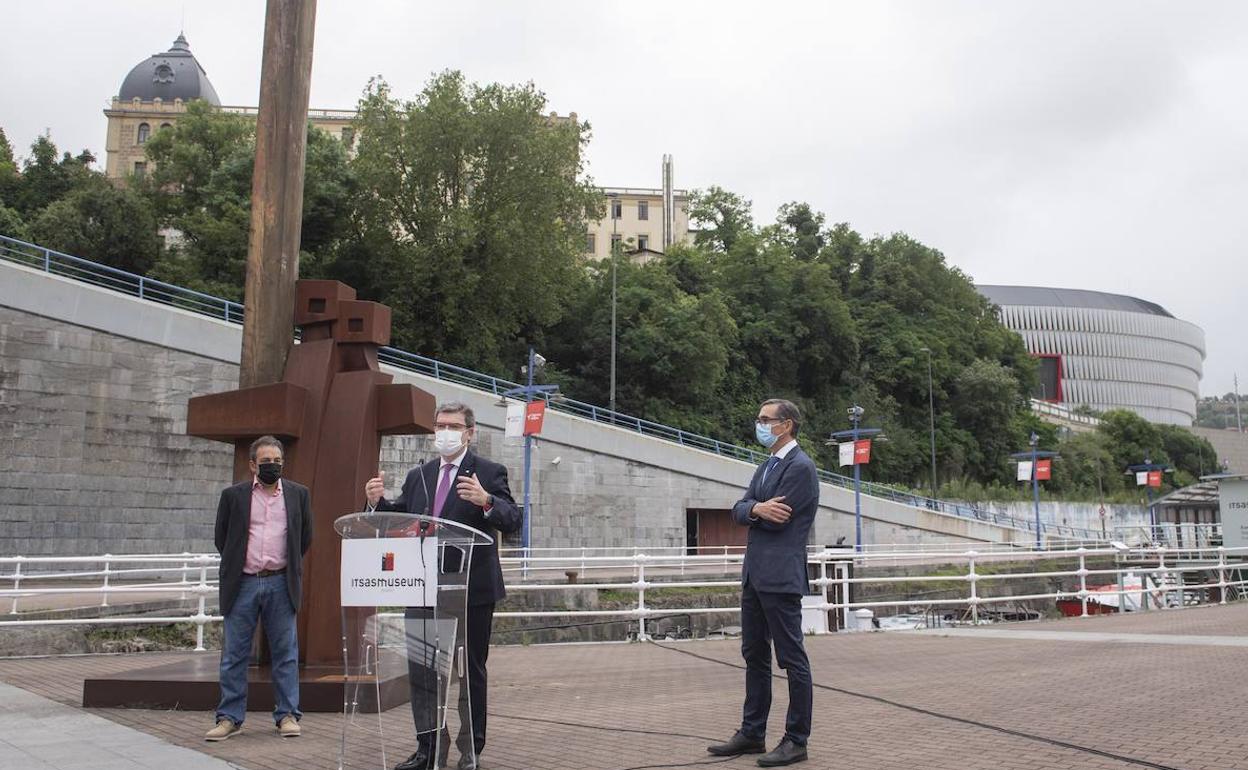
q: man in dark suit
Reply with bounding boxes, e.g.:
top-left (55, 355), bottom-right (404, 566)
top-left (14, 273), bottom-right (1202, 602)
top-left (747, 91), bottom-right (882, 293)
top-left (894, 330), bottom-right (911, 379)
top-left (364, 401), bottom-right (521, 770)
top-left (708, 399), bottom-right (818, 767)
top-left (206, 435), bottom-right (313, 742)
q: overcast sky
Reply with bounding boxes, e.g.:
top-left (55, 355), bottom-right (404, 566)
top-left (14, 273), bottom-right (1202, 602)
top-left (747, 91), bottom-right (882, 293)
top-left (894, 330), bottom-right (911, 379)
top-left (2, 1), bottom-right (1243, 397)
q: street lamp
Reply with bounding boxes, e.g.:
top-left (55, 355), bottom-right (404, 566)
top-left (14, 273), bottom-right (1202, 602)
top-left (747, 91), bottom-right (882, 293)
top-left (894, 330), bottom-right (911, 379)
top-left (920, 347), bottom-right (937, 499)
top-left (501, 348), bottom-right (558, 564)
top-left (607, 192), bottom-right (620, 417)
top-left (1011, 432), bottom-right (1059, 549)
top-left (828, 405), bottom-right (883, 552)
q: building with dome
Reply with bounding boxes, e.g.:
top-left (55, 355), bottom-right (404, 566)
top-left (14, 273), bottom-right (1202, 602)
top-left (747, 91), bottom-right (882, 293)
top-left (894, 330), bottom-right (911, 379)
top-left (104, 33), bottom-right (355, 180)
top-left (104, 34), bottom-right (693, 260)
top-left (977, 285), bottom-right (1206, 426)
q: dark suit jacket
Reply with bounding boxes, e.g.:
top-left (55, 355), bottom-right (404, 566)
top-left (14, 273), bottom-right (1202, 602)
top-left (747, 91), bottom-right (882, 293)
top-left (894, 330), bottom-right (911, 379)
top-left (375, 449), bottom-right (522, 606)
top-left (731, 445), bottom-right (820, 595)
top-left (214, 478), bottom-right (313, 615)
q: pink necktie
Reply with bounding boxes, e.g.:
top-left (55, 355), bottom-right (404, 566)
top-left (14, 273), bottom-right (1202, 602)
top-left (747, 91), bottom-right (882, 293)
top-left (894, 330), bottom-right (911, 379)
top-left (432, 464), bottom-right (455, 517)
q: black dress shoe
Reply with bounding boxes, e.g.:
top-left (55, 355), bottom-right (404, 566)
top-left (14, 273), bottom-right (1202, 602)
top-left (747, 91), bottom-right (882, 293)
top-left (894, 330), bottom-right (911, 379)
top-left (707, 730), bottom-right (767, 756)
top-left (757, 737), bottom-right (808, 767)
top-left (394, 749), bottom-right (433, 770)
top-left (456, 754), bottom-right (478, 770)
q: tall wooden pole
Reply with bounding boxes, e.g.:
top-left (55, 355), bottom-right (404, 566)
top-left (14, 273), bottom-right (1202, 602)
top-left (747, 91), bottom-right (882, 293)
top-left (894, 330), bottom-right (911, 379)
top-left (240, 0), bottom-right (318, 388)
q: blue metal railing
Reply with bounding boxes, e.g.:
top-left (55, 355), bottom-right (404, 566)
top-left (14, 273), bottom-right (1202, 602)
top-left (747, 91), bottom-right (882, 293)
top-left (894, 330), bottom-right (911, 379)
top-left (0, 234), bottom-right (1103, 541)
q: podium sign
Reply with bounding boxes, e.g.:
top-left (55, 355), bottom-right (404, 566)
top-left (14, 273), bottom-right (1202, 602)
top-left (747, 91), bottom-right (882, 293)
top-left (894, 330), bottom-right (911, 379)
top-left (340, 537), bottom-right (439, 607)
top-left (335, 512), bottom-right (493, 770)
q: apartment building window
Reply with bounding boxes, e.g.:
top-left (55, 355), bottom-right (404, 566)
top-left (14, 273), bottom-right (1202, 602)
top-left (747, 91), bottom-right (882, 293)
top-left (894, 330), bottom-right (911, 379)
top-left (610, 233), bottom-right (622, 251)
top-left (342, 127), bottom-right (355, 148)
top-left (611, 199), bottom-right (622, 220)
top-left (136, 123), bottom-right (150, 145)
top-left (637, 234), bottom-right (649, 251)
top-left (638, 200), bottom-right (649, 220)
top-left (133, 161), bottom-right (147, 179)
top-left (585, 233), bottom-right (596, 254)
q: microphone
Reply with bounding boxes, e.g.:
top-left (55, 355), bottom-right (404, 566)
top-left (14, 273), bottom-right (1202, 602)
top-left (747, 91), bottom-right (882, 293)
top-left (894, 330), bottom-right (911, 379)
top-left (418, 456), bottom-right (433, 536)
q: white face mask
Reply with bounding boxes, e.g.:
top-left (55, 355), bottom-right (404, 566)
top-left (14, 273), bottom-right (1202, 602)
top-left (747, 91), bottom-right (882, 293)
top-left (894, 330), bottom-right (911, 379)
top-left (434, 429), bottom-right (466, 457)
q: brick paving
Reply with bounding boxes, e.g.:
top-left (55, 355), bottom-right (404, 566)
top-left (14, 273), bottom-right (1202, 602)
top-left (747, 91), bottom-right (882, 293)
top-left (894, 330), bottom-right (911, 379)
top-left (3, 604), bottom-right (1248, 770)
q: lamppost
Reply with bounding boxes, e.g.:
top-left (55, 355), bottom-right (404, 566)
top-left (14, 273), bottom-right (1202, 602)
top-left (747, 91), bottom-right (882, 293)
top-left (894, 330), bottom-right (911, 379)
top-left (1126, 457), bottom-right (1173, 542)
top-left (500, 348), bottom-right (558, 561)
top-left (1011, 432), bottom-right (1059, 549)
top-left (607, 191), bottom-right (620, 417)
top-left (920, 347), bottom-right (937, 499)
top-left (828, 405), bottom-right (883, 552)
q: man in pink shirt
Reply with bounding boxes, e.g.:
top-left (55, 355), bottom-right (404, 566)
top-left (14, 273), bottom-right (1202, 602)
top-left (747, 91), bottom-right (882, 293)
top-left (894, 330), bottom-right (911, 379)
top-left (206, 436), bottom-right (313, 742)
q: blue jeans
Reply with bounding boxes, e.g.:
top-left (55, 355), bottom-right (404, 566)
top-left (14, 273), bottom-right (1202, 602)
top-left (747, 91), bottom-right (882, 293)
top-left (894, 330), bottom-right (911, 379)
top-left (216, 573), bottom-right (301, 726)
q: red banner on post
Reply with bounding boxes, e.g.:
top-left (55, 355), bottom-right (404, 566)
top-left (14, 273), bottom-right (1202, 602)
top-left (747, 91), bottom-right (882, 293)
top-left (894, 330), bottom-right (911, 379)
top-left (1035, 458), bottom-right (1051, 481)
top-left (1147, 470), bottom-right (1162, 488)
top-left (854, 439), bottom-right (872, 465)
top-left (523, 401), bottom-right (546, 436)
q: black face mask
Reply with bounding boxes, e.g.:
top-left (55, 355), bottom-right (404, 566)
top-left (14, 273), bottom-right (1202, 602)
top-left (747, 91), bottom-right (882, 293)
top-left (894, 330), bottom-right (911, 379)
top-left (257, 462), bottom-right (282, 485)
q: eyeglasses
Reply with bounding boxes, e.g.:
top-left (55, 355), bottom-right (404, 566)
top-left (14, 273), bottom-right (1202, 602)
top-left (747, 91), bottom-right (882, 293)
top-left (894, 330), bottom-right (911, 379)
top-left (756, 417), bottom-right (789, 425)
top-left (434, 422), bottom-right (469, 431)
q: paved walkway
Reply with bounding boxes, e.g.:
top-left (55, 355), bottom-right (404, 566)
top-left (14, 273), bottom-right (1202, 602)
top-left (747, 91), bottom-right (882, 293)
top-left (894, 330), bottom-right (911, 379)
top-left (0, 682), bottom-right (240, 770)
top-left (4, 603), bottom-right (1248, 769)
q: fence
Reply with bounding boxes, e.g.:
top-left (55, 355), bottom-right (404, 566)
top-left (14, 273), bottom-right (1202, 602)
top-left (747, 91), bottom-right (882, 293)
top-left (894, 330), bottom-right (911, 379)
top-left (5, 545), bottom-right (1247, 646)
top-left (0, 233), bottom-right (1103, 541)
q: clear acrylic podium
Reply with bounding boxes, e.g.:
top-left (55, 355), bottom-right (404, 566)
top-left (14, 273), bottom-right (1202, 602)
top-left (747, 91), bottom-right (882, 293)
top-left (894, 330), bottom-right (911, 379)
top-left (335, 512), bottom-right (494, 770)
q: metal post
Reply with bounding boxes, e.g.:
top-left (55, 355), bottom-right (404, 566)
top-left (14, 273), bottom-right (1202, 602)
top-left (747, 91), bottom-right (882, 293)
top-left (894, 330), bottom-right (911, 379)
top-left (10, 558), bottom-right (21, 614)
top-left (636, 556), bottom-right (648, 641)
top-left (522, 347), bottom-right (534, 573)
top-left (1116, 553), bottom-right (1127, 614)
top-left (195, 563), bottom-right (208, 652)
top-left (1078, 548), bottom-right (1088, 617)
top-left (1031, 436), bottom-right (1041, 549)
top-left (967, 551), bottom-right (979, 625)
top-left (1219, 547), bottom-right (1227, 605)
top-left (609, 199), bottom-right (619, 417)
top-left (101, 556), bottom-right (111, 607)
top-left (922, 348), bottom-right (937, 499)
top-left (853, 411), bottom-right (862, 552)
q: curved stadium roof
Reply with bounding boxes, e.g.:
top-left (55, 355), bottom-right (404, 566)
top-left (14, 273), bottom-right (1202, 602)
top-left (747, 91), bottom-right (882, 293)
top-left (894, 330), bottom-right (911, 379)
top-left (976, 285), bottom-right (1173, 319)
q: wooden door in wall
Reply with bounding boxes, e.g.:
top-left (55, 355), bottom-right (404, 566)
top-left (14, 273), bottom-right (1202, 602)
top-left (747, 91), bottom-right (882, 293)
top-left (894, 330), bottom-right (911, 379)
top-left (686, 508), bottom-right (748, 554)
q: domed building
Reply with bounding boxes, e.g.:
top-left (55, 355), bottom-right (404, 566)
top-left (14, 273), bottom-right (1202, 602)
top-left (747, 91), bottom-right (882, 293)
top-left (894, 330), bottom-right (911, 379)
top-left (103, 33), bottom-right (356, 181)
top-left (977, 285), bottom-right (1206, 426)
top-left (104, 34), bottom-right (223, 179)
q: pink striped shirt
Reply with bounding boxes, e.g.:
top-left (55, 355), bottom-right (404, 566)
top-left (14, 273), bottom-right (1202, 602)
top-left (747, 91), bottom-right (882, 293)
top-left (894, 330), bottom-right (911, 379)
top-left (244, 478), bottom-right (288, 573)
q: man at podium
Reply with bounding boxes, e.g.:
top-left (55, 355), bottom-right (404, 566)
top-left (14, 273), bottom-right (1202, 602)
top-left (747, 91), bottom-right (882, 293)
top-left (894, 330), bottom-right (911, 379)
top-left (365, 402), bottom-right (521, 770)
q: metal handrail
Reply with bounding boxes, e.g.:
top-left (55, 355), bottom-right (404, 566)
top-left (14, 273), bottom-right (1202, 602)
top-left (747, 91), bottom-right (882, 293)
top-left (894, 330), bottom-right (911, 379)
top-left (0, 233), bottom-right (1101, 540)
top-left (6, 546), bottom-right (1245, 644)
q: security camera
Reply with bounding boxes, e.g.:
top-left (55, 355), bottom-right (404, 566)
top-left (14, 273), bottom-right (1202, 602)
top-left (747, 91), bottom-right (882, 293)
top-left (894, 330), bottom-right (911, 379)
top-left (551, 456), bottom-right (562, 466)
top-left (534, 353), bottom-right (547, 368)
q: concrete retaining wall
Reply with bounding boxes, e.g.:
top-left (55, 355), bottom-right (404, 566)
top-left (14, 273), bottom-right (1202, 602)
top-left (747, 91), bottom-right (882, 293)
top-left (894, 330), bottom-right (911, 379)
top-left (0, 258), bottom-right (1029, 558)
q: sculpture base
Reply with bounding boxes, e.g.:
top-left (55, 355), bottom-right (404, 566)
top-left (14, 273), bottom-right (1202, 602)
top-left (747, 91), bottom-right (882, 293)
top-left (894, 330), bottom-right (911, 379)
top-left (82, 653), bottom-right (411, 713)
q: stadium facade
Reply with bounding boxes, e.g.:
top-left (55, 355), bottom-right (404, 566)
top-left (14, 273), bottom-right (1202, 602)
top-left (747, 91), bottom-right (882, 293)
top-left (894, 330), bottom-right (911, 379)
top-left (977, 285), bottom-right (1205, 426)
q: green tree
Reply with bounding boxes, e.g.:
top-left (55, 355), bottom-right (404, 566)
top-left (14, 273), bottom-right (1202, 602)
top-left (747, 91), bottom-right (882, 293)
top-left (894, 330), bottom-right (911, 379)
top-left (689, 186), bottom-right (753, 254)
top-left (142, 101), bottom-right (355, 299)
top-left (29, 185), bottom-right (161, 275)
top-left (339, 71), bottom-right (601, 373)
top-left (13, 136), bottom-right (100, 217)
top-left (0, 128), bottom-right (19, 210)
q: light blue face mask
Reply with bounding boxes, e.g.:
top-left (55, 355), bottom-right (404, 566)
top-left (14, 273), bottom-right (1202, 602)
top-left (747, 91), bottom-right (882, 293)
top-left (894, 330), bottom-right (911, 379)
top-left (755, 422), bottom-right (778, 448)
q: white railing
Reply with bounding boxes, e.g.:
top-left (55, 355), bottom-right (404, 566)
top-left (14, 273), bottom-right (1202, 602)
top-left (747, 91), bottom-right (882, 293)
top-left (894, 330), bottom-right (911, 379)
top-left (0, 553), bottom-right (220, 651)
top-left (4, 545), bottom-right (1247, 646)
